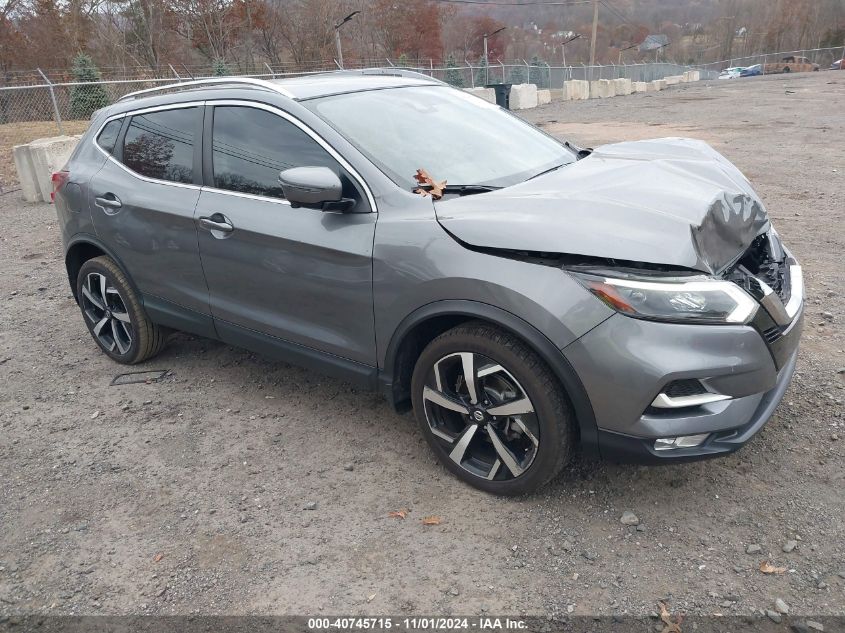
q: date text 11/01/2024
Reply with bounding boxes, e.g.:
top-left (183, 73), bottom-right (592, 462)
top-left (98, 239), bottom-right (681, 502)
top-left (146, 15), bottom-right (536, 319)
top-left (307, 617), bottom-right (528, 630)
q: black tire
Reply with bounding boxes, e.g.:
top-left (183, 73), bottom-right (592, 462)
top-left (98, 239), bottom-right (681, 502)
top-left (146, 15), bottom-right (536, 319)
top-left (411, 322), bottom-right (575, 496)
top-left (76, 256), bottom-right (168, 364)
top-left (783, 66), bottom-right (791, 73)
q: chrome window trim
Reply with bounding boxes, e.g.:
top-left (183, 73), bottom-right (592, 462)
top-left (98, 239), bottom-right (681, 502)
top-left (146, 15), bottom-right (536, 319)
top-left (200, 185), bottom-right (292, 207)
top-left (91, 101), bottom-right (206, 191)
top-left (204, 99), bottom-right (377, 213)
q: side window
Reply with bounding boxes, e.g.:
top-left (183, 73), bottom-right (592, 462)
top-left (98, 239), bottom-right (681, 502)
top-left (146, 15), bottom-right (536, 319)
top-left (96, 119), bottom-right (123, 154)
top-left (211, 106), bottom-right (339, 199)
top-left (122, 107), bottom-right (197, 184)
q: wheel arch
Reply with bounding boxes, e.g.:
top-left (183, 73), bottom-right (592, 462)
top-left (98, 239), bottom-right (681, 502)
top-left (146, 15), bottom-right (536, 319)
top-left (65, 235), bottom-right (136, 303)
top-left (379, 300), bottom-right (599, 458)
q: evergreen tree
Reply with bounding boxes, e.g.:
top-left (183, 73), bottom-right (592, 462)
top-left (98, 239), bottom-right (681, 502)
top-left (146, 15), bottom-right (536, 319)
top-left (529, 56), bottom-right (549, 88)
top-left (397, 53), bottom-right (410, 68)
top-left (69, 53), bottom-right (110, 119)
top-left (508, 65), bottom-right (526, 85)
top-left (444, 55), bottom-right (464, 87)
top-left (473, 55), bottom-right (489, 87)
top-left (212, 58), bottom-right (230, 76)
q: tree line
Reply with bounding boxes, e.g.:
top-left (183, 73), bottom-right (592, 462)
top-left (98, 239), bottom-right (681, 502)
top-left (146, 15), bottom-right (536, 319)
top-left (1, 0), bottom-right (843, 83)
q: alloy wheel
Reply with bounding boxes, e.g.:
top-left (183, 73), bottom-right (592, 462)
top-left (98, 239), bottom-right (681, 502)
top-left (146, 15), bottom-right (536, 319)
top-left (422, 352), bottom-right (539, 481)
top-left (80, 272), bottom-right (133, 354)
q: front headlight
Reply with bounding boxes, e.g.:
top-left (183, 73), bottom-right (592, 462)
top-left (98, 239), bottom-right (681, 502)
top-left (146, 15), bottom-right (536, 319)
top-left (569, 269), bottom-right (758, 324)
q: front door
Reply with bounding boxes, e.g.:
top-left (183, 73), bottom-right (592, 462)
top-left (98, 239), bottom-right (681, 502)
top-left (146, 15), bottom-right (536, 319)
top-left (194, 103), bottom-right (377, 368)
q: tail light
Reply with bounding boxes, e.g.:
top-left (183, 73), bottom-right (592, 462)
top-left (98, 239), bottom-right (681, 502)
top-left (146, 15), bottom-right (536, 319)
top-left (51, 170), bottom-right (69, 203)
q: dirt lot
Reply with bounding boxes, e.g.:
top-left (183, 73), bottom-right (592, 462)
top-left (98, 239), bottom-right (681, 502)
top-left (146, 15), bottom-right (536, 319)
top-left (1, 72), bottom-right (843, 620)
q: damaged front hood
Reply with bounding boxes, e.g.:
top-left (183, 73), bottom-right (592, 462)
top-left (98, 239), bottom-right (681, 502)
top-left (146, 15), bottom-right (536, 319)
top-left (435, 138), bottom-right (769, 274)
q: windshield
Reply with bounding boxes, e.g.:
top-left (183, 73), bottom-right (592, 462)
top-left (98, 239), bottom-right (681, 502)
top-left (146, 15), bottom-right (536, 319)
top-left (306, 86), bottom-right (575, 190)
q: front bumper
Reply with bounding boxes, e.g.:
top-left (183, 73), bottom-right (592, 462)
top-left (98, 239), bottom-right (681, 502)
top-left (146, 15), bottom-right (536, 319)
top-left (595, 346), bottom-right (798, 463)
top-left (562, 280), bottom-right (803, 463)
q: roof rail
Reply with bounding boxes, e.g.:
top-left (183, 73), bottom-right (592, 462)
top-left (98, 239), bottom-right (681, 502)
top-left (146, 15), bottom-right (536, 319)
top-left (348, 68), bottom-right (446, 85)
top-left (117, 77), bottom-right (293, 102)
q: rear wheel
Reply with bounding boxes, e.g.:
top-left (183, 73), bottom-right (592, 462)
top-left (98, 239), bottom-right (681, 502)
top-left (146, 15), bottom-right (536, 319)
top-left (76, 256), bottom-right (168, 364)
top-left (783, 66), bottom-right (791, 73)
top-left (411, 322), bottom-right (575, 495)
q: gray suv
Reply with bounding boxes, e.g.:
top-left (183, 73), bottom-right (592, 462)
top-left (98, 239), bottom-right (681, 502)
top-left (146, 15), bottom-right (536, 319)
top-left (53, 71), bottom-right (803, 495)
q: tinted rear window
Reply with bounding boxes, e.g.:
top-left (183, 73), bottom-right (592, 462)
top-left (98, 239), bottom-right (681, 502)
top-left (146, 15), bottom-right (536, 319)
top-left (122, 107), bottom-right (197, 184)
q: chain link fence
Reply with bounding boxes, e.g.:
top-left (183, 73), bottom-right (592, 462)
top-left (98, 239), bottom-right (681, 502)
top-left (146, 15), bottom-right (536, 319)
top-left (695, 46), bottom-right (845, 75)
top-left (0, 60), bottom-right (709, 134)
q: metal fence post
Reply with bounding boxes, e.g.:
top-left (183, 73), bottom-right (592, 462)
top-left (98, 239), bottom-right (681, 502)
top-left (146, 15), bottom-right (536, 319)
top-left (36, 68), bottom-right (63, 135)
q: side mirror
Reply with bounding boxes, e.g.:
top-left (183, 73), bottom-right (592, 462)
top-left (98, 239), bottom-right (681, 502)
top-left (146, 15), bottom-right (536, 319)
top-left (278, 166), bottom-right (353, 212)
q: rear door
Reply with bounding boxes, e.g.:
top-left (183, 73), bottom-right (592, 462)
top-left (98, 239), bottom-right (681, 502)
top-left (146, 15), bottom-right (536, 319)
top-left (88, 104), bottom-right (212, 326)
top-left (194, 102), bottom-right (377, 367)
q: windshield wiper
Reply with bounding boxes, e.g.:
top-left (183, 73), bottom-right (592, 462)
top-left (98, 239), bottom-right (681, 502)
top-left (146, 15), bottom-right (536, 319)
top-left (441, 184), bottom-right (501, 194)
top-left (526, 163), bottom-right (568, 181)
top-left (414, 184), bottom-right (502, 197)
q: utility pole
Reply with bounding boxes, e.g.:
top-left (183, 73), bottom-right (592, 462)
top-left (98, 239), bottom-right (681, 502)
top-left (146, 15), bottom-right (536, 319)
top-left (589, 0), bottom-right (599, 67)
top-left (334, 11), bottom-right (360, 70)
top-left (483, 27), bottom-right (506, 86)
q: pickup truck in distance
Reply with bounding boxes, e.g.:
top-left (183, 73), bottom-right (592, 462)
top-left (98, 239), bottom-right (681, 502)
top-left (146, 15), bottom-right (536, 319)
top-left (764, 56), bottom-right (820, 74)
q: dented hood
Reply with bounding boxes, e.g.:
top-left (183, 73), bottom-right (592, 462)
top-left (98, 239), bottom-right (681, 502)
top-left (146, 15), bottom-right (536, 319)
top-left (434, 138), bottom-right (769, 274)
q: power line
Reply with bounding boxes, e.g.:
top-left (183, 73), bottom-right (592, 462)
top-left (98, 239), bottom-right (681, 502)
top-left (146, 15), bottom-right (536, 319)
top-left (599, 0), bottom-right (636, 27)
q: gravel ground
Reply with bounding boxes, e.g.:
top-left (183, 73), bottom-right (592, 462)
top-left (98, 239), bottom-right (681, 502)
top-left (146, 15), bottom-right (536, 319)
top-left (0, 72), bottom-right (843, 620)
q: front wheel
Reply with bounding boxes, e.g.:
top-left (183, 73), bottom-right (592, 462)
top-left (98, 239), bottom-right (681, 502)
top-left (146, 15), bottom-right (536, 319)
top-left (411, 322), bottom-right (575, 495)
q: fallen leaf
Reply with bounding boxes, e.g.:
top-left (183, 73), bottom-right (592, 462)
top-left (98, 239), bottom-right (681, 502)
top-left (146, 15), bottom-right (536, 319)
top-left (153, 553), bottom-right (164, 563)
top-left (658, 600), bottom-right (683, 633)
top-left (413, 168), bottom-right (446, 200)
top-left (421, 515), bottom-right (442, 525)
top-left (367, 593), bottom-right (376, 603)
top-left (759, 561), bottom-right (787, 574)
top-left (388, 509), bottom-right (409, 519)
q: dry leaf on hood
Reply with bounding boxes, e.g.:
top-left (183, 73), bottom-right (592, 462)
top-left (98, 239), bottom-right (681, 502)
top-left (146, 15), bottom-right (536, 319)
top-left (759, 561), bottom-right (787, 574)
top-left (153, 553), bottom-right (164, 563)
top-left (658, 600), bottom-right (683, 633)
top-left (421, 515), bottom-right (442, 525)
top-left (413, 168), bottom-right (446, 200)
top-left (388, 509), bottom-right (409, 519)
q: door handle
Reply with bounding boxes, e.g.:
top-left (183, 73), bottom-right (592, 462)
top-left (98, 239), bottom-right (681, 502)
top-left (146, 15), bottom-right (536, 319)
top-left (199, 215), bottom-right (234, 233)
top-left (95, 193), bottom-right (122, 210)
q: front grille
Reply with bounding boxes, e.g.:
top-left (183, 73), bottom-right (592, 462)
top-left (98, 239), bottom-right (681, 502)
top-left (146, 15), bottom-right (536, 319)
top-left (663, 379), bottom-right (708, 398)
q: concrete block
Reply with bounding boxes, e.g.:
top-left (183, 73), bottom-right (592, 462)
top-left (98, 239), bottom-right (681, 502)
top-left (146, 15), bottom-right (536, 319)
top-left (652, 79), bottom-right (667, 91)
top-left (685, 70), bottom-right (700, 82)
top-left (537, 89), bottom-right (551, 105)
top-left (590, 80), bottom-right (617, 98)
top-left (510, 83), bottom-right (538, 110)
top-left (613, 78), bottom-right (633, 95)
top-left (464, 87), bottom-right (496, 105)
top-left (563, 80), bottom-right (589, 100)
top-left (27, 135), bottom-right (81, 203)
top-left (548, 88), bottom-right (564, 101)
top-left (664, 75), bottom-right (683, 86)
top-left (12, 144), bottom-right (41, 202)
top-left (633, 81), bottom-right (648, 93)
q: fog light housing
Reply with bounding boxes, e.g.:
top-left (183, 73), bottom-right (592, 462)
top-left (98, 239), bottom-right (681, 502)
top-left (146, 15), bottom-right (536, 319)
top-left (654, 434), bottom-right (710, 451)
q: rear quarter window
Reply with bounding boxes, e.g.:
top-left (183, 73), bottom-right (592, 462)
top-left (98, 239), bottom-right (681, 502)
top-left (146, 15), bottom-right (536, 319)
top-left (96, 119), bottom-right (123, 154)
